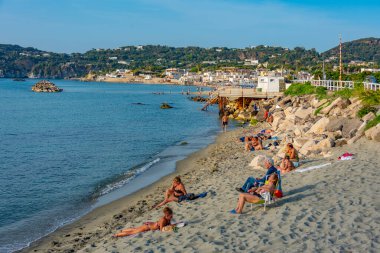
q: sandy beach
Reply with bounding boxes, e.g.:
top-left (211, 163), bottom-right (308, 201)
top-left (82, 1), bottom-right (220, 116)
top-left (22, 122), bottom-right (380, 253)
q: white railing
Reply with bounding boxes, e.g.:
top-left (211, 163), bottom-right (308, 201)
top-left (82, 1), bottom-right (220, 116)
top-left (363, 82), bottom-right (380, 91)
top-left (292, 80), bottom-right (380, 91)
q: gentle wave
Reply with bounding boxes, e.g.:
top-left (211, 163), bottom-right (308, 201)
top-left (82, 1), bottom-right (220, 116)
top-left (95, 158), bottom-right (161, 197)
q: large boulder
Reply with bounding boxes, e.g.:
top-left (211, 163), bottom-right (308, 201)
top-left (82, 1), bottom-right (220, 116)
top-left (342, 99), bottom-right (362, 118)
top-left (314, 138), bottom-right (335, 150)
top-left (299, 139), bottom-right (319, 156)
top-left (320, 97), bottom-right (350, 115)
top-left (293, 137), bottom-right (310, 149)
top-left (335, 138), bottom-right (348, 147)
top-left (307, 117), bottom-right (330, 135)
top-left (365, 124), bottom-right (380, 142)
top-left (295, 107), bottom-right (313, 120)
top-left (362, 112), bottom-right (376, 122)
top-left (313, 98), bottom-right (328, 108)
top-left (326, 117), bottom-right (344, 132)
top-left (341, 118), bottom-right (363, 138)
top-left (248, 155), bottom-right (269, 169)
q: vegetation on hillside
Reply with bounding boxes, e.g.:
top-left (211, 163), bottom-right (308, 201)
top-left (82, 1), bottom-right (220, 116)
top-left (1, 37), bottom-right (379, 78)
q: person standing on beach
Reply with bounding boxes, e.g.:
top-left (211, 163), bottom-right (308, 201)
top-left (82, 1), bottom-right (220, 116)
top-left (222, 113), bottom-right (229, 132)
top-left (113, 207), bottom-right (174, 237)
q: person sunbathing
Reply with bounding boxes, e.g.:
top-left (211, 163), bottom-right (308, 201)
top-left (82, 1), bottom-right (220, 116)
top-left (279, 155), bottom-right (295, 174)
top-left (251, 137), bottom-right (263, 151)
top-left (285, 143), bottom-right (299, 162)
top-left (244, 136), bottom-right (253, 151)
top-left (154, 176), bottom-right (187, 208)
top-left (231, 173), bottom-right (278, 214)
top-left (113, 207), bottom-right (174, 237)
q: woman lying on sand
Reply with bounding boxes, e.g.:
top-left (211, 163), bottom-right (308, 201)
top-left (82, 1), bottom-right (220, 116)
top-left (231, 173), bottom-right (278, 214)
top-left (153, 176), bottom-right (187, 208)
top-left (113, 207), bottom-right (174, 237)
top-left (279, 155), bottom-right (295, 174)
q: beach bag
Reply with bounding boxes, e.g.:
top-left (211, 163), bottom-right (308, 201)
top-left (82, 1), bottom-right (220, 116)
top-left (274, 189), bottom-right (283, 198)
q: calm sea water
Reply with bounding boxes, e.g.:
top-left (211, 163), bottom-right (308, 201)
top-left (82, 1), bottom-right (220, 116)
top-left (0, 79), bottom-right (223, 252)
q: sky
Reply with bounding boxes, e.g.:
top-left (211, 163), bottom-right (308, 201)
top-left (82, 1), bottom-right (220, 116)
top-left (0, 0), bottom-right (379, 53)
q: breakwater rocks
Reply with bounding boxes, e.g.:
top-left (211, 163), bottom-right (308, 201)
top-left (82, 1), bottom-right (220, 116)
top-left (267, 95), bottom-right (380, 160)
top-left (226, 94), bottom-right (379, 161)
top-left (32, 80), bottom-right (63, 93)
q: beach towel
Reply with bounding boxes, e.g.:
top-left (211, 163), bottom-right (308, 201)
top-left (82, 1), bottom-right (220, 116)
top-left (178, 192), bottom-right (208, 202)
top-left (338, 152), bottom-right (354, 160)
top-left (295, 163), bottom-right (331, 173)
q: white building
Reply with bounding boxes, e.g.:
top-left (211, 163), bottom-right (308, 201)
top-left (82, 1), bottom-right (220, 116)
top-left (244, 59), bottom-right (259, 66)
top-left (257, 76), bottom-right (285, 92)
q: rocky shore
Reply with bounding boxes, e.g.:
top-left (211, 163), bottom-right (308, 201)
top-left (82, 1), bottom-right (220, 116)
top-left (32, 80), bottom-right (63, 93)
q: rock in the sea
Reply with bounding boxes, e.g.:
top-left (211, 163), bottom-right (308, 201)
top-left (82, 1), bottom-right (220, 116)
top-left (32, 80), bottom-right (63, 93)
top-left (160, 103), bottom-right (173, 109)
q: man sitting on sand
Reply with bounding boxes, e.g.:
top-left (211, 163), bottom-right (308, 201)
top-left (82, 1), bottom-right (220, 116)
top-left (285, 143), bottom-right (299, 162)
top-left (231, 173), bottom-right (278, 214)
top-left (113, 207), bottom-right (174, 237)
top-left (154, 176), bottom-right (187, 208)
top-left (236, 158), bottom-right (277, 193)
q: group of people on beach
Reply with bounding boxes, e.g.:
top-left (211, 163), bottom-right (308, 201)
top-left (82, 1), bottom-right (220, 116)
top-left (114, 107), bottom-right (301, 237)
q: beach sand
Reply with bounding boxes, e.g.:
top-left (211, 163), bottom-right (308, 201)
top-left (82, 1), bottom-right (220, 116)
top-left (22, 126), bottom-right (380, 253)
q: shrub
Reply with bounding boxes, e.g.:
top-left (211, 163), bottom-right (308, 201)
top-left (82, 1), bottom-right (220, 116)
top-left (334, 88), bottom-right (354, 99)
top-left (357, 106), bottom-right (377, 118)
top-left (285, 82), bottom-right (327, 98)
top-left (365, 115), bottom-right (380, 130)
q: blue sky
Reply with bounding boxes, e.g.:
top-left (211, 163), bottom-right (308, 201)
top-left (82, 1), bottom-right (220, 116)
top-left (0, 0), bottom-right (379, 53)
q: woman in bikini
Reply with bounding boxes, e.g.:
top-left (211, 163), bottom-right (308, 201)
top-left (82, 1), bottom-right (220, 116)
top-left (154, 176), bottom-right (187, 208)
top-left (285, 143), bottom-right (299, 162)
top-left (231, 173), bottom-right (278, 214)
top-left (113, 207), bottom-right (174, 237)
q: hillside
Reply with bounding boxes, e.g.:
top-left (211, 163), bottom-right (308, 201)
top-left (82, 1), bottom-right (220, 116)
top-left (322, 37), bottom-right (380, 63)
top-left (0, 38), bottom-right (379, 78)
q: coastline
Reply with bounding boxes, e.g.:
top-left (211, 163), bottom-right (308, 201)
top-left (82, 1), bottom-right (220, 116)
top-left (21, 123), bottom-right (380, 252)
top-left (20, 126), bottom-right (228, 253)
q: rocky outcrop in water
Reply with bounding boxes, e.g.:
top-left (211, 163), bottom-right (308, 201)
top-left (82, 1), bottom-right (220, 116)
top-left (160, 103), bottom-right (173, 109)
top-left (32, 80), bottom-right (63, 93)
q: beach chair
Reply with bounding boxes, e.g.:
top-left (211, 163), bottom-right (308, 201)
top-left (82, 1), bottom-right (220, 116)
top-left (250, 170), bottom-right (282, 211)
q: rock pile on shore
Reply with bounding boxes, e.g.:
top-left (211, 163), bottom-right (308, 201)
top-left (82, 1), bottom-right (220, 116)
top-left (32, 80), bottom-right (63, 93)
top-left (261, 95), bottom-right (380, 160)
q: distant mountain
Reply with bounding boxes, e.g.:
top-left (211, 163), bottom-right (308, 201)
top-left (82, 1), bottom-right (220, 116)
top-left (0, 38), bottom-right (379, 78)
top-left (322, 37), bottom-right (380, 63)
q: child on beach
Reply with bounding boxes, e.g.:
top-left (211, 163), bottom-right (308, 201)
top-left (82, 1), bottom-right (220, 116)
top-left (113, 207), bottom-right (174, 237)
top-left (279, 155), bottom-right (295, 174)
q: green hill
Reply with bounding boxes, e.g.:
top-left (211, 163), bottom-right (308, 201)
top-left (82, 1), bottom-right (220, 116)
top-left (322, 37), bottom-right (380, 63)
top-left (0, 38), bottom-right (379, 78)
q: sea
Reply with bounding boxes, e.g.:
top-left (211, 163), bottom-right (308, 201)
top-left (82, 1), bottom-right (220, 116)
top-left (0, 79), bottom-right (226, 252)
